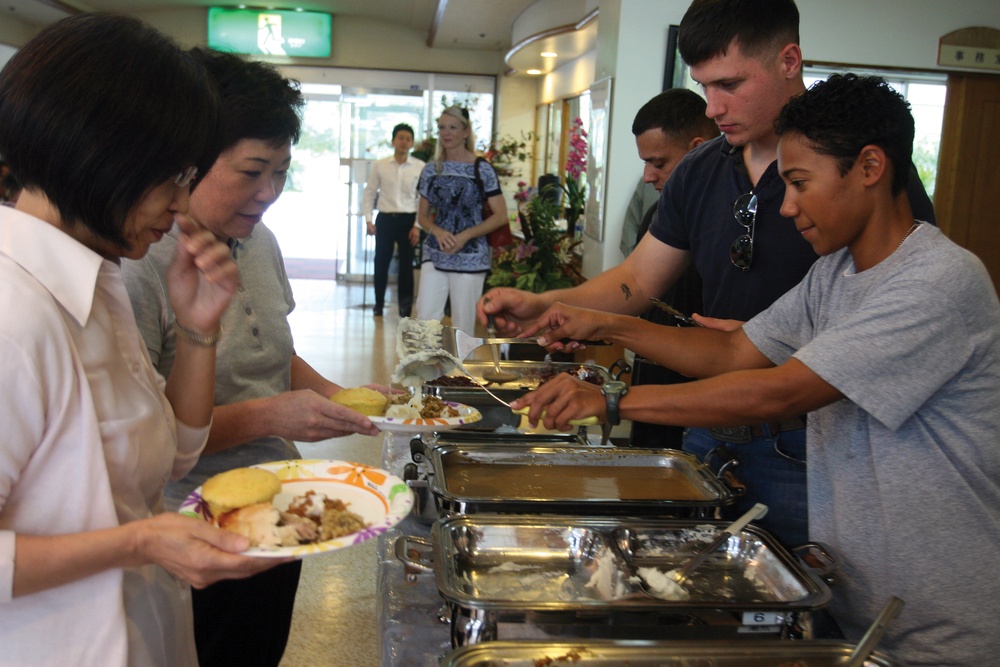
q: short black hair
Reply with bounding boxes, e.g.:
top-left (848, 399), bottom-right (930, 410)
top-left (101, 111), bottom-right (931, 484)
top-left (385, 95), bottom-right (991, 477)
top-left (0, 13), bottom-right (217, 249)
top-left (631, 89), bottom-right (719, 142)
top-left (776, 74), bottom-right (913, 195)
top-left (678, 0), bottom-right (800, 67)
top-left (392, 123), bottom-right (415, 140)
top-left (188, 47), bottom-right (303, 167)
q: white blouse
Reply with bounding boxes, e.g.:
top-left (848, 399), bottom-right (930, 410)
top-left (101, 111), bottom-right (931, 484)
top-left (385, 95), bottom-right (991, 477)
top-left (0, 207), bottom-right (208, 666)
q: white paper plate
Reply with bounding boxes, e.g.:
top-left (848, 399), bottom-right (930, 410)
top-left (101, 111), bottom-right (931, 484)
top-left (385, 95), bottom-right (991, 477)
top-left (179, 459), bottom-right (413, 558)
top-left (369, 401), bottom-right (482, 433)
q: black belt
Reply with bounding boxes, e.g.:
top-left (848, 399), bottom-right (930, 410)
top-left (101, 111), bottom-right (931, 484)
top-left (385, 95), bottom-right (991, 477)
top-left (377, 212), bottom-right (415, 216)
top-left (709, 416), bottom-right (806, 444)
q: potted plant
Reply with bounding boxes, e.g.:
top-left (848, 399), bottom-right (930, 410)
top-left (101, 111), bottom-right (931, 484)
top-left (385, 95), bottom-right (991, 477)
top-left (488, 192), bottom-right (583, 293)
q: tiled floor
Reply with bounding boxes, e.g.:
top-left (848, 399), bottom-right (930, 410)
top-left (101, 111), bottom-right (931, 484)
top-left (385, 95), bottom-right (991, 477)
top-left (278, 279), bottom-right (396, 667)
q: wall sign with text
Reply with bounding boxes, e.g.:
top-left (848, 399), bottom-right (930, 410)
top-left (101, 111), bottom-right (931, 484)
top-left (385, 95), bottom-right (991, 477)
top-left (938, 27), bottom-right (1000, 73)
top-left (208, 8), bottom-right (332, 58)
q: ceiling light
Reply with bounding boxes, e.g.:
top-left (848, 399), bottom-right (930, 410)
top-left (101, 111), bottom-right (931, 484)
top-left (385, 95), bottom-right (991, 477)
top-left (540, 51), bottom-right (557, 58)
top-left (526, 69), bottom-right (542, 75)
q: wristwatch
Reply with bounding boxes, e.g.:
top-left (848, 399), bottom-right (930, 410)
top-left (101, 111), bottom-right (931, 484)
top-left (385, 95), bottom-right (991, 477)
top-left (602, 381), bottom-right (628, 426)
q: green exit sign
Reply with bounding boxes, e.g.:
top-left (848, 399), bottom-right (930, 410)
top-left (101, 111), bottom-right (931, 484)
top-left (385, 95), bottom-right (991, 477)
top-left (207, 8), bottom-right (332, 58)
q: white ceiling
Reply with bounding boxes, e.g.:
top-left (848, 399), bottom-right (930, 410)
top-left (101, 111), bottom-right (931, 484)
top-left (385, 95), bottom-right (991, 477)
top-left (3, 0), bottom-right (538, 51)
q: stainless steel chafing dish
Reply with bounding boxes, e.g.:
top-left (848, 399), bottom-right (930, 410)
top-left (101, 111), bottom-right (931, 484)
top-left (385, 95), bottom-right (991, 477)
top-left (397, 515), bottom-right (831, 647)
top-left (403, 444), bottom-right (736, 523)
top-left (440, 639), bottom-right (898, 666)
top-left (407, 430), bottom-right (591, 463)
top-left (422, 359), bottom-right (627, 430)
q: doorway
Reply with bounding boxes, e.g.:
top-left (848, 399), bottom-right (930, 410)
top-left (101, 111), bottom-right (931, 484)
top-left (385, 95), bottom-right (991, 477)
top-left (268, 67), bottom-right (496, 285)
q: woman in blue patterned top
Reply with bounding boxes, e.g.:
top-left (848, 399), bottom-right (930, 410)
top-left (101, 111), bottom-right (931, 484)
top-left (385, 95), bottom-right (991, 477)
top-left (416, 106), bottom-right (508, 334)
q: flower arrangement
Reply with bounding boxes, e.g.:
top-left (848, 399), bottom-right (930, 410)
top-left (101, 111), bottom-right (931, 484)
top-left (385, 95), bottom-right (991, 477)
top-left (563, 117), bottom-right (588, 224)
top-left (483, 130), bottom-right (536, 181)
top-left (488, 192), bottom-right (583, 293)
top-left (513, 181), bottom-right (534, 204)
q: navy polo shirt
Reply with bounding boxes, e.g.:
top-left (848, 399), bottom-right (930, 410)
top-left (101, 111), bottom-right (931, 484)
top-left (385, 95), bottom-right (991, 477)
top-left (648, 135), bottom-right (936, 322)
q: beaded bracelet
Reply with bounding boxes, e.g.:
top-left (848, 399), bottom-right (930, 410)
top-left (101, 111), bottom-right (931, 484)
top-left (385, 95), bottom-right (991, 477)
top-left (173, 318), bottom-right (222, 347)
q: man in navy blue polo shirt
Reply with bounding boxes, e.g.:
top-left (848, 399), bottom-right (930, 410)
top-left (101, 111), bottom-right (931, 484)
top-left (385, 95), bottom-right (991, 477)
top-left (480, 0), bottom-right (935, 548)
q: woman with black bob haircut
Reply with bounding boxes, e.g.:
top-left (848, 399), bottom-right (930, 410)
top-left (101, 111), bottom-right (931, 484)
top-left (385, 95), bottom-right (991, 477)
top-left (0, 14), bottom-right (218, 253)
top-left (0, 14), bottom-right (281, 667)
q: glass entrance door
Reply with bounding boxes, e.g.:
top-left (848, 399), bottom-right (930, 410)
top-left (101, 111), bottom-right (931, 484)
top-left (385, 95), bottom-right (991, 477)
top-left (267, 68), bottom-right (495, 284)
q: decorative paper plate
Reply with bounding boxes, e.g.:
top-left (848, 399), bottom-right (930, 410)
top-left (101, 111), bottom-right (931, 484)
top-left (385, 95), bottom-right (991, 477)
top-left (179, 459), bottom-right (413, 558)
top-left (370, 401), bottom-right (482, 433)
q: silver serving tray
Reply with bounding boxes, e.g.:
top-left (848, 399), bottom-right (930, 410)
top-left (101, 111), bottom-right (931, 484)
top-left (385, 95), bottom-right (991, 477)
top-left (409, 430), bottom-right (591, 463)
top-left (422, 445), bottom-right (734, 517)
top-left (423, 360), bottom-right (613, 405)
top-left (426, 430), bottom-right (589, 448)
top-left (441, 639), bottom-right (898, 667)
top-left (420, 515), bottom-right (829, 614)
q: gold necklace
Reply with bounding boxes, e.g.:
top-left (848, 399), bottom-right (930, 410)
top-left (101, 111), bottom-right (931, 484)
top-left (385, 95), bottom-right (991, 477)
top-left (897, 222), bottom-right (919, 250)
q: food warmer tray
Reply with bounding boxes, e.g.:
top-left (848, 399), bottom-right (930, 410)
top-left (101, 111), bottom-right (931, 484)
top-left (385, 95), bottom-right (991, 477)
top-left (440, 639), bottom-right (897, 667)
top-left (408, 430), bottom-right (590, 463)
top-left (422, 360), bottom-right (624, 430)
top-left (397, 515), bottom-right (831, 647)
top-left (405, 445), bottom-right (735, 522)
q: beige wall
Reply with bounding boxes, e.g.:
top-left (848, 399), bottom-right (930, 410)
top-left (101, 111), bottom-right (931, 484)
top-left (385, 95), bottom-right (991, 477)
top-left (133, 8), bottom-right (507, 76)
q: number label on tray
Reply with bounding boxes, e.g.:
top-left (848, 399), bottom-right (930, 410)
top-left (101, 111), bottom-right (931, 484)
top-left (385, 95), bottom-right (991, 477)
top-left (742, 611), bottom-right (785, 626)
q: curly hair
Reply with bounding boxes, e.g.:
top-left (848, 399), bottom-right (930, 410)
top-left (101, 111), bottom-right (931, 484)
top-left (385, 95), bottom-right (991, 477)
top-left (776, 74), bottom-right (913, 195)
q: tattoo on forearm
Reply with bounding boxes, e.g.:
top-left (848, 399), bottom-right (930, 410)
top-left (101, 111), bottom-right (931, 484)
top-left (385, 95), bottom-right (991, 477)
top-left (620, 283), bottom-right (632, 301)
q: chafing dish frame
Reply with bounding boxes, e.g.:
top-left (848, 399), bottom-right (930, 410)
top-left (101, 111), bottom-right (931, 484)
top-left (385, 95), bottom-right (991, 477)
top-left (412, 444), bottom-right (736, 521)
top-left (439, 638), bottom-right (898, 667)
top-left (398, 515), bottom-right (832, 648)
top-left (422, 359), bottom-right (626, 430)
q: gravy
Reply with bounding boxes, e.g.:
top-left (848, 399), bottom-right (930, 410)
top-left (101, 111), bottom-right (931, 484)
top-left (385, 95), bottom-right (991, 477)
top-left (442, 461), bottom-right (709, 501)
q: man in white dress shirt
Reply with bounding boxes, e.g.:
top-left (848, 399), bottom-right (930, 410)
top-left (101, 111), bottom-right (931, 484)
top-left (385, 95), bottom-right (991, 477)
top-left (362, 123), bottom-right (425, 317)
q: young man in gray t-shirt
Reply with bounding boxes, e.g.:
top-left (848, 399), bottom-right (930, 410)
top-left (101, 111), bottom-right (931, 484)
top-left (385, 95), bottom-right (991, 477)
top-left (511, 75), bottom-right (1000, 665)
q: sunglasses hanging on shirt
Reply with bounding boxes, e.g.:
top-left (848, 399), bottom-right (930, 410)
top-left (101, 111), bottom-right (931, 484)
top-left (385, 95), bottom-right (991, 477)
top-left (730, 192), bottom-right (757, 271)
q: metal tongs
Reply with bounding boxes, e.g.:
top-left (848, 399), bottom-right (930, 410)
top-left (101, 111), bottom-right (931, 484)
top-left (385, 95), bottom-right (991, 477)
top-left (672, 503), bottom-right (768, 584)
top-left (442, 320), bottom-right (607, 361)
top-left (649, 297), bottom-right (703, 327)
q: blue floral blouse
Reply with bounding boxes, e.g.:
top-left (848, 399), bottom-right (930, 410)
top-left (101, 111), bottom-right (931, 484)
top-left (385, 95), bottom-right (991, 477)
top-left (418, 159), bottom-right (501, 273)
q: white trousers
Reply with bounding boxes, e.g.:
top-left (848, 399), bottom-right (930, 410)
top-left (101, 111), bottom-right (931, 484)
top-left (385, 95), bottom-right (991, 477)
top-left (415, 263), bottom-right (486, 334)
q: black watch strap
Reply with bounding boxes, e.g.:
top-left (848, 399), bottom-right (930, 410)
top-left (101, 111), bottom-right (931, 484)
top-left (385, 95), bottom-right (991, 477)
top-left (602, 381), bottom-right (628, 426)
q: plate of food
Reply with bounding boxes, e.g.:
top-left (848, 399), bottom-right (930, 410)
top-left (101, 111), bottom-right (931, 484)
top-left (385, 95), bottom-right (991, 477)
top-left (331, 386), bottom-right (482, 433)
top-left (370, 396), bottom-right (482, 433)
top-left (179, 460), bottom-right (414, 558)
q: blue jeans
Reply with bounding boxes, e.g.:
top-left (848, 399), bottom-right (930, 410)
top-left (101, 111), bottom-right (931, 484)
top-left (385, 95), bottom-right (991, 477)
top-left (683, 425), bottom-right (808, 548)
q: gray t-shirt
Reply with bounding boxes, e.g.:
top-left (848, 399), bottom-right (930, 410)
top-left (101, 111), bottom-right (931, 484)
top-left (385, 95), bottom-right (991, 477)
top-left (744, 223), bottom-right (1000, 665)
top-left (123, 224), bottom-right (300, 511)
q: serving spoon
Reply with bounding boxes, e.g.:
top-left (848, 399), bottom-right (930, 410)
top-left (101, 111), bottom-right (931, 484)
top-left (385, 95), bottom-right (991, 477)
top-left (672, 503), bottom-right (768, 585)
top-left (845, 596), bottom-right (905, 667)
